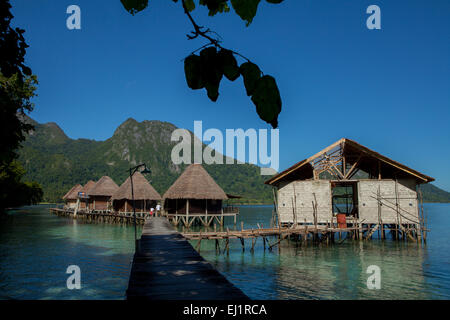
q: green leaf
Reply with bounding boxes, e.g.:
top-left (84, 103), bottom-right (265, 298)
top-left (120, 0), bottom-right (149, 15)
top-left (176, 0), bottom-right (196, 11)
top-left (239, 62), bottom-right (261, 96)
top-left (251, 75), bottom-right (282, 128)
top-left (218, 49), bottom-right (240, 81)
top-left (22, 66), bottom-right (32, 76)
top-left (184, 54), bottom-right (204, 90)
top-left (199, 0), bottom-right (230, 16)
top-left (230, 0), bottom-right (260, 26)
top-left (200, 47), bottom-right (224, 102)
top-left (205, 82), bottom-right (220, 102)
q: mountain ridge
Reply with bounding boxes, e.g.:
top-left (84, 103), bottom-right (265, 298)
top-left (18, 116), bottom-right (450, 204)
top-left (19, 116), bottom-right (274, 203)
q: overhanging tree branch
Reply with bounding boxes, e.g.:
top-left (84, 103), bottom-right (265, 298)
top-left (181, 0), bottom-right (253, 64)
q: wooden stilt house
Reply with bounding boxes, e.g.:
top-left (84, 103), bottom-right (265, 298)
top-left (265, 138), bottom-right (434, 240)
top-left (78, 180), bottom-right (96, 211)
top-left (163, 164), bottom-right (235, 227)
top-left (62, 184), bottom-right (83, 209)
top-left (88, 176), bottom-right (119, 212)
top-left (112, 172), bottom-right (161, 214)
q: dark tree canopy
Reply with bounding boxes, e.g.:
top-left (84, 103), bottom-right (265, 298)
top-left (0, 0), bottom-right (34, 164)
top-left (0, 0), bottom-right (31, 80)
top-left (0, 0), bottom-right (43, 211)
top-left (121, 0), bottom-right (284, 128)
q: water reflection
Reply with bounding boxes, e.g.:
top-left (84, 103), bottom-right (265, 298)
top-left (196, 205), bottom-right (448, 300)
top-left (0, 205), bottom-right (135, 300)
top-left (0, 204), bottom-right (449, 300)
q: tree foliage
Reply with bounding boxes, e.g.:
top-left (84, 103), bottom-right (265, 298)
top-left (120, 0), bottom-right (284, 128)
top-left (0, 0), bottom-right (43, 212)
top-left (0, 160), bottom-right (43, 208)
top-left (0, 0), bottom-right (32, 80)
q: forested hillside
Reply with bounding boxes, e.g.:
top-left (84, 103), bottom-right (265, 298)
top-left (19, 117), bottom-right (274, 203)
top-left (18, 117), bottom-right (450, 204)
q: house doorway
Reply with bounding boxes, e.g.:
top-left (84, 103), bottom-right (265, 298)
top-left (331, 181), bottom-right (359, 218)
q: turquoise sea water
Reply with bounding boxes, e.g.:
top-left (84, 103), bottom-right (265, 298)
top-left (0, 204), bottom-right (449, 299)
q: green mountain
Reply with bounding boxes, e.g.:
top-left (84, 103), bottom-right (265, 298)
top-left (18, 117), bottom-right (274, 204)
top-left (17, 117), bottom-right (450, 204)
top-left (419, 183), bottom-right (450, 203)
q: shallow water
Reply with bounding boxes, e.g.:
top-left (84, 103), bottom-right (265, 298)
top-left (0, 204), bottom-right (449, 299)
top-left (0, 205), bottom-right (138, 299)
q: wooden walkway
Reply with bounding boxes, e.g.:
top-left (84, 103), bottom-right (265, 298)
top-left (126, 217), bottom-right (249, 300)
top-left (182, 224), bottom-right (362, 240)
top-left (182, 224), bottom-right (365, 253)
top-left (50, 208), bottom-right (147, 224)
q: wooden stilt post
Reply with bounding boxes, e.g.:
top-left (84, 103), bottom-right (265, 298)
top-left (394, 178), bottom-right (402, 241)
top-left (272, 187), bottom-right (280, 228)
top-left (204, 199), bottom-right (208, 227)
top-left (377, 187), bottom-right (382, 240)
top-left (186, 199), bottom-right (190, 229)
top-left (293, 184), bottom-right (298, 227)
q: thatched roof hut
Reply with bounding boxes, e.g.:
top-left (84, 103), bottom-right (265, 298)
top-left (62, 184), bottom-right (83, 200)
top-left (89, 176), bottom-right (119, 197)
top-left (88, 176), bottom-right (119, 211)
top-left (163, 164), bottom-right (228, 200)
top-left (163, 164), bottom-right (227, 215)
top-left (80, 180), bottom-right (96, 195)
top-left (112, 172), bottom-right (161, 201)
top-left (78, 180), bottom-right (96, 210)
top-left (112, 172), bottom-right (161, 212)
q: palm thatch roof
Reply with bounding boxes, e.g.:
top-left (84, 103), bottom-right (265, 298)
top-left (163, 164), bottom-right (228, 200)
top-left (265, 138), bottom-right (434, 186)
top-left (62, 184), bottom-right (83, 200)
top-left (89, 176), bottom-right (119, 197)
top-left (112, 171), bottom-right (161, 201)
top-left (80, 180), bottom-right (96, 194)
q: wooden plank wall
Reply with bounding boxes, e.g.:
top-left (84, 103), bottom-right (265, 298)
top-left (358, 179), bottom-right (419, 224)
top-left (277, 178), bottom-right (419, 225)
top-left (277, 180), bottom-right (332, 224)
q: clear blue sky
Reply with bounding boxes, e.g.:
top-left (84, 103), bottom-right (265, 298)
top-left (10, 0), bottom-right (450, 190)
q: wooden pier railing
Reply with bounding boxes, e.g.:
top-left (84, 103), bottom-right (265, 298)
top-left (165, 206), bottom-right (240, 228)
top-left (49, 208), bottom-right (147, 224)
top-left (182, 223), bottom-right (366, 254)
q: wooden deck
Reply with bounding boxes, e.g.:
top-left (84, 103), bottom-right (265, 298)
top-left (126, 217), bottom-right (249, 300)
top-left (165, 207), bottom-right (240, 228)
top-left (182, 225), bottom-right (362, 240)
top-left (49, 207), bottom-right (147, 224)
top-left (182, 223), bottom-right (367, 253)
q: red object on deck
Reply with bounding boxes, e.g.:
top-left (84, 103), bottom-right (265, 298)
top-left (337, 213), bottom-right (347, 228)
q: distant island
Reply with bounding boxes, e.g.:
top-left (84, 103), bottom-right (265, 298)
top-left (18, 117), bottom-right (450, 204)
